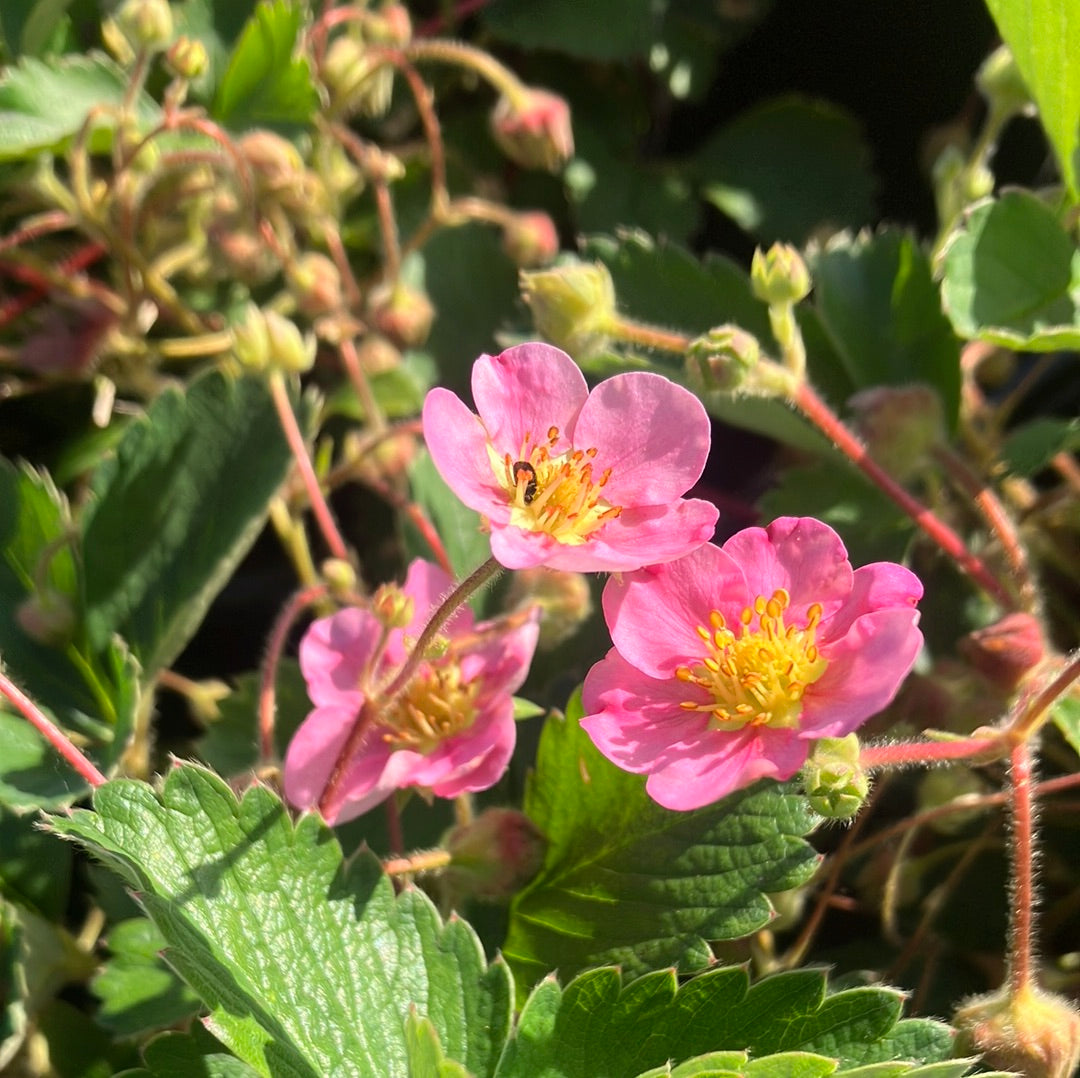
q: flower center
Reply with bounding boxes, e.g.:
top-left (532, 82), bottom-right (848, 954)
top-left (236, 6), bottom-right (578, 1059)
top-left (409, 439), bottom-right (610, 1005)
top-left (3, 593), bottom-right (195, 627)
top-left (382, 660), bottom-right (480, 754)
top-left (676, 589), bottom-right (828, 731)
top-left (489, 425), bottom-right (622, 546)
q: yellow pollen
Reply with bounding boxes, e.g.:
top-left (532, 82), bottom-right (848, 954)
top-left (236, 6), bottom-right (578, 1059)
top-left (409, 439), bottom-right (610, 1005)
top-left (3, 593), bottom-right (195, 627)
top-left (675, 588), bottom-right (829, 732)
top-left (488, 427), bottom-right (622, 547)
top-left (382, 660), bottom-right (480, 753)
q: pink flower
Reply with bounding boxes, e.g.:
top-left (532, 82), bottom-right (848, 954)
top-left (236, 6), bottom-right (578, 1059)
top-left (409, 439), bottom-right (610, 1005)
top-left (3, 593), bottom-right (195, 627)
top-left (581, 517), bottom-right (923, 810)
top-left (421, 343), bottom-right (718, 572)
top-left (283, 559), bottom-right (539, 825)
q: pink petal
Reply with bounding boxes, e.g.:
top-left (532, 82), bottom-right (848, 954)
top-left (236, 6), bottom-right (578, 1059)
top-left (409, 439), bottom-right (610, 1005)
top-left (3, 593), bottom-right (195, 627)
top-left (415, 701), bottom-right (517, 796)
top-left (818, 561), bottom-right (923, 644)
top-left (574, 372), bottom-right (712, 504)
top-left (299, 608), bottom-right (380, 706)
top-left (800, 607), bottom-right (923, 737)
top-left (402, 558), bottom-right (474, 639)
top-left (422, 387), bottom-right (510, 520)
top-left (489, 522), bottom-right (566, 569)
top-left (644, 727), bottom-right (810, 811)
top-left (460, 613), bottom-right (540, 696)
top-left (722, 517), bottom-right (853, 618)
top-left (603, 544), bottom-right (747, 679)
top-left (471, 343), bottom-right (587, 453)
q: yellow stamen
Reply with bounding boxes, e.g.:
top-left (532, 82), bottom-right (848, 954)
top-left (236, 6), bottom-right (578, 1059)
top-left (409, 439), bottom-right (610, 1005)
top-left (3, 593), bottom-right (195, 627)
top-left (382, 660), bottom-right (480, 753)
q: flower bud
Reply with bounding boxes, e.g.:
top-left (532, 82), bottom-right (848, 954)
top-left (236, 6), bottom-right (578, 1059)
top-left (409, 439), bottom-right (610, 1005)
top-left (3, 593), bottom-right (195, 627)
top-left (183, 678), bottom-right (231, 724)
top-left (264, 310), bottom-right (316, 374)
top-left (322, 36), bottom-right (392, 119)
top-left (954, 983), bottom-right (1080, 1078)
top-left (356, 335), bottom-right (401, 375)
top-left (520, 261), bottom-right (615, 358)
top-left (958, 612), bottom-right (1045, 693)
top-left (322, 559), bottom-right (358, 598)
top-left (491, 87), bottom-right (574, 172)
top-left (442, 808), bottom-right (547, 902)
top-left (505, 568), bottom-right (592, 650)
top-left (238, 130), bottom-right (305, 194)
top-left (501, 211), bottom-right (560, 268)
top-left (686, 326), bottom-right (761, 393)
top-left (751, 243), bottom-right (812, 306)
top-left (976, 45), bottom-right (1033, 121)
top-left (165, 35), bottom-right (208, 80)
top-left (288, 253), bottom-right (343, 318)
top-left (16, 591), bottom-right (76, 646)
top-left (802, 734), bottom-right (869, 819)
top-left (368, 281), bottom-right (435, 347)
top-left (847, 384), bottom-right (945, 481)
top-left (114, 0), bottom-right (174, 51)
top-left (231, 303), bottom-right (272, 372)
top-left (372, 583), bottom-right (414, 629)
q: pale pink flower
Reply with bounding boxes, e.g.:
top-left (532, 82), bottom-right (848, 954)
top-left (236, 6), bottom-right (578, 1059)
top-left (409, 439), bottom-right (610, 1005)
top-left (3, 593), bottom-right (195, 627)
top-left (283, 559), bottom-right (539, 825)
top-left (421, 343), bottom-right (718, 572)
top-left (581, 517), bottom-right (923, 810)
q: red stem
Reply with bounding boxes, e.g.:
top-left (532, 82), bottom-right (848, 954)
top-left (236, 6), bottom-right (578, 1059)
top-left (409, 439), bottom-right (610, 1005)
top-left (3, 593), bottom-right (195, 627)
top-left (860, 735), bottom-right (1001, 771)
top-left (0, 669), bottom-right (107, 788)
top-left (1007, 740), bottom-right (1037, 993)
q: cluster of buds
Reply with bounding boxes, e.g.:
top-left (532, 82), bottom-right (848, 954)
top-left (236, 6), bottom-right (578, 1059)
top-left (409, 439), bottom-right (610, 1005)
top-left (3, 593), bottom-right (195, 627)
top-left (231, 303), bottom-right (315, 375)
top-left (321, 4), bottom-right (413, 119)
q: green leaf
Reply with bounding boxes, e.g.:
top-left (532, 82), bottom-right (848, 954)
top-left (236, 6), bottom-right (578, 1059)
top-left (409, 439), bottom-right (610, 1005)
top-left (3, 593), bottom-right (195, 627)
top-left (91, 918), bottom-right (203, 1037)
top-left (744, 1054), bottom-right (838, 1078)
top-left (0, 901), bottom-right (27, 1071)
top-left (940, 190), bottom-right (1080, 351)
top-left (122, 1029), bottom-right (263, 1077)
top-left (0, 806), bottom-right (72, 919)
top-left (637, 1050), bottom-right (748, 1078)
top-left (212, 0), bottom-right (318, 130)
top-left (0, 51), bottom-right (160, 160)
top-left (404, 1011), bottom-right (473, 1078)
top-left (81, 369), bottom-right (307, 682)
top-left (983, 0), bottom-right (1080, 200)
top-left (482, 0), bottom-right (657, 60)
top-left (1052, 693), bottom-right (1080, 760)
top-left (699, 97), bottom-right (876, 245)
top-left (1001, 416), bottom-right (1080, 476)
top-left (811, 230), bottom-right (961, 427)
top-left (49, 764), bottom-right (514, 1078)
top-left (495, 966), bottom-right (952, 1077)
top-left (503, 695), bottom-right (820, 1000)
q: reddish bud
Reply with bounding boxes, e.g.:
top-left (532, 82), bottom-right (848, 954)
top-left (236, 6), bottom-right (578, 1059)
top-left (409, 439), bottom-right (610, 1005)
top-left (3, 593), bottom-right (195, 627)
top-left (491, 87), bottom-right (574, 172)
top-left (959, 612), bottom-right (1045, 692)
top-left (16, 591), bottom-right (76, 646)
top-left (288, 253), bottom-right (343, 317)
top-left (165, 35), bottom-right (208, 80)
top-left (368, 281), bottom-right (435, 347)
top-left (443, 808), bottom-right (547, 902)
top-left (501, 211), bottom-right (560, 267)
top-left (848, 384), bottom-right (945, 481)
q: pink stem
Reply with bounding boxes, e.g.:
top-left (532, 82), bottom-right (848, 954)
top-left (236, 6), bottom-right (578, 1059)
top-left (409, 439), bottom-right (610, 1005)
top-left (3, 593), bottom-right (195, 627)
top-left (1007, 739), bottom-right (1037, 993)
top-left (860, 735), bottom-right (1001, 771)
top-left (0, 669), bottom-right (107, 787)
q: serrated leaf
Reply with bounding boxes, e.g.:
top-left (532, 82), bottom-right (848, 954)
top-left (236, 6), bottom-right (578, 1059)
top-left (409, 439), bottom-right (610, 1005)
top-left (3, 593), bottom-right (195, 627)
top-left (1000, 416), bottom-right (1080, 476)
top-left (811, 230), bottom-right (961, 427)
top-left (0, 51), bottom-right (160, 160)
top-left (636, 1050), bottom-right (747, 1078)
top-left (744, 1053), bottom-right (838, 1078)
top-left (404, 1010), bottom-right (473, 1078)
top-left (80, 369), bottom-right (308, 683)
top-left (503, 695), bottom-right (819, 999)
top-left (495, 966), bottom-right (952, 1078)
top-left (940, 191), bottom-right (1080, 351)
top-left (699, 96), bottom-right (876, 245)
top-left (91, 918), bottom-right (202, 1037)
top-left (212, 0), bottom-right (318, 130)
top-left (983, 0), bottom-right (1080, 200)
top-left (49, 764), bottom-right (513, 1078)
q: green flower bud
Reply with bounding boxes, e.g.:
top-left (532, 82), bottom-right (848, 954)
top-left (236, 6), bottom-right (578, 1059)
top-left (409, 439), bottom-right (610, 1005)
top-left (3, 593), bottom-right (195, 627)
top-left (264, 310), bottom-right (316, 374)
top-left (372, 583), bottom-right (414, 629)
top-left (322, 559), bottom-right (358, 598)
top-left (442, 808), bottom-right (547, 903)
top-left (751, 243), bottom-right (812, 306)
top-left (803, 734), bottom-right (869, 819)
top-left (686, 325), bottom-right (761, 393)
top-left (165, 35), bottom-right (208, 80)
top-left (976, 44), bottom-right (1033, 120)
top-left (114, 0), bottom-right (174, 51)
top-left (231, 303), bottom-right (272, 372)
top-left (368, 281), bottom-right (435, 348)
top-left (520, 261), bottom-right (616, 358)
top-left (288, 253), bottom-right (343, 318)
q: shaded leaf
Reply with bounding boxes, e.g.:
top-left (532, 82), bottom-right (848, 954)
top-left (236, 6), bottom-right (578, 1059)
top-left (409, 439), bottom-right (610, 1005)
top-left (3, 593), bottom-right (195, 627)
top-left (120, 1028), bottom-right (262, 1077)
top-left (0, 806), bottom-right (72, 919)
top-left (1000, 416), bottom-right (1080, 476)
top-left (49, 764), bottom-right (513, 1078)
top-left (503, 695), bottom-right (819, 1000)
top-left (482, 0), bottom-right (656, 60)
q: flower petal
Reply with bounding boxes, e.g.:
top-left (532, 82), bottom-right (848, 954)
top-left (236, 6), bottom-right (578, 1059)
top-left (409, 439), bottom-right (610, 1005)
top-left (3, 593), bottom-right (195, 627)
top-left (460, 612), bottom-right (540, 696)
top-left (422, 387), bottom-right (510, 519)
top-left (489, 521), bottom-right (566, 569)
top-left (602, 544), bottom-right (747, 678)
top-left (818, 561), bottom-right (923, 644)
top-left (471, 343), bottom-right (587, 453)
top-left (574, 372), bottom-right (712, 504)
top-left (801, 606), bottom-right (923, 736)
top-left (299, 608), bottom-right (380, 706)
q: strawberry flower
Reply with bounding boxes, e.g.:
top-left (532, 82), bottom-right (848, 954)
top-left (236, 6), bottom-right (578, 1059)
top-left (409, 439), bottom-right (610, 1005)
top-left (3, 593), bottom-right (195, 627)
top-left (421, 342), bottom-right (718, 572)
top-left (283, 559), bottom-right (539, 824)
top-left (581, 517), bottom-right (923, 810)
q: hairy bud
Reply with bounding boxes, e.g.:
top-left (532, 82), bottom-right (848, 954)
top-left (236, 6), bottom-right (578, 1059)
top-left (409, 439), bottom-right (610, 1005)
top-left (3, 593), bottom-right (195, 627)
top-left (959, 612), bottom-right (1045, 693)
top-left (751, 243), bottom-right (812, 306)
top-left (848, 384), bottom-right (945, 481)
top-left (372, 583), bottom-right (414, 629)
top-left (442, 808), bottom-right (547, 902)
top-left (687, 326), bottom-right (761, 393)
top-left (165, 35), bottom-right (208, 80)
top-left (288, 253), bottom-right (344, 318)
top-left (368, 281), bottom-right (435, 347)
top-left (114, 0), bottom-right (174, 51)
top-left (802, 734), bottom-right (869, 819)
top-left (520, 261), bottom-right (615, 358)
top-left (491, 87), bottom-right (574, 172)
top-left (502, 211), bottom-right (560, 268)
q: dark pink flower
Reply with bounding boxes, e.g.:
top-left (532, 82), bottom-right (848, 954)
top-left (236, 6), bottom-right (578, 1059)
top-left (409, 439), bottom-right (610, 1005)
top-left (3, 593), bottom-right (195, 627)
top-left (421, 343), bottom-right (718, 572)
top-left (581, 517), bottom-right (923, 810)
top-left (283, 559), bottom-right (539, 824)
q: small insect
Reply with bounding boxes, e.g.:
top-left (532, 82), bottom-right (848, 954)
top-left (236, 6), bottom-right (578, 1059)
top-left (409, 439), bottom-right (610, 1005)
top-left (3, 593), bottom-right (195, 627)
top-left (512, 460), bottom-right (538, 504)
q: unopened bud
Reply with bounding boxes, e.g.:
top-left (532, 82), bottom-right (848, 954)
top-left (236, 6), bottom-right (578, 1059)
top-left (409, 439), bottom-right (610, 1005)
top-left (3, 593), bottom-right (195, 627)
top-left (238, 130), bottom-right (305, 193)
top-left (505, 568), bottom-right (591, 650)
top-left (368, 281), bottom-right (435, 347)
top-left (114, 0), bottom-right (173, 51)
top-left (848, 384), bottom-right (945, 481)
top-left (442, 808), bottom-right (547, 902)
top-left (491, 87), bottom-right (574, 172)
top-left (372, 583), bottom-right (414, 629)
top-left (288, 253), bottom-right (343, 317)
top-left (322, 559), bottom-right (358, 598)
top-left (501, 211), bottom-right (560, 268)
top-left (355, 335), bottom-right (401, 375)
top-left (231, 303), bottom-right (272, 371)
top-left (16, 591), bottom-right (76, 646)
top-left (165, 35), bottom-right (208, 80)
top-left (520, 261), bottom-right (615, 358)
top-left (322, 36), bottom-right (392, 119)
top-left (976, 45), bottom-right (1033, 121)
top-left (802, 734), bottom-right (869, 819)
top-left (751, 243), bottom-right (812, 306)
top-left (686, 326), bottom-right (761, 393)
top-left (954, 983), bottom-right (1080, 1078)
top-left (184, 678), bottom-right (230, 724)
top-left (264, 310), bottom-right (316, 373)
top-left (959, 612), bottom-right (1045, 693)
